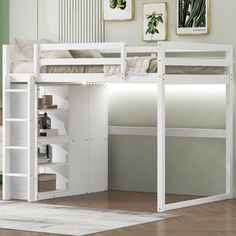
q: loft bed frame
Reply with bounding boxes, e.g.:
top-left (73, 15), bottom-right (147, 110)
top-left (2, 42), bottom-right (234, 212)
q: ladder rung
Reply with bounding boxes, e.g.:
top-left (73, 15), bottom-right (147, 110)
top-left (5, 118), bottom-right (27, 122)
top-left (5, 89), bottom-right (27, 93)
top-left (5, 173), bottom-right (27, 178)
top-left (6, 146), bottom-right (27, 150)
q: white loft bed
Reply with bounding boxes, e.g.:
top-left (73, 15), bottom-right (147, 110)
top-left (2, 42), bottom-right (233, 212)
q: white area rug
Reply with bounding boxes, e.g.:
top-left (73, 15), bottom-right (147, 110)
top-left (0, 201), bottom-right (175, 236)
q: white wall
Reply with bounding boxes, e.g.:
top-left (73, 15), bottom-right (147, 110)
top-left (10, 0), bottom-right (58, 41)
top-left (10, 0), bottom-right (38, 41)
top-left (105, 0), bottom-right (236, 49)
top-left (38, 0), bottom-right (59, 40)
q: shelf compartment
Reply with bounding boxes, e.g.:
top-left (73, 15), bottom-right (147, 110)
top-left (38, 162), bottom-right (68, 168)
top-left (38, 135), bottom-right (69, 145)
top-left (37, 189), bottom-right (69, 201)
top-left (38, 108), bottom-right (68, 113)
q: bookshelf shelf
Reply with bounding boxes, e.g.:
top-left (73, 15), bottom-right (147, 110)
top-left (38, 135), bottom-right (69, 145)
top-left (38, 162), bottom-right (68, 168)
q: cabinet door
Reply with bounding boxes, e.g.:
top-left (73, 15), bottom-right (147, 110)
top-left (89, 86), bottom-right (108, 192)
top-left (69, 86), bottom-right (89, 195)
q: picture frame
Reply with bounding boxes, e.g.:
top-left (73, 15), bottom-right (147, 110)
top-left (143, 2), bottom-right (168, 42)
top-left (103, 0), bottom-right (134, 21)
top-left (177, 0), bottom-right (210, 35)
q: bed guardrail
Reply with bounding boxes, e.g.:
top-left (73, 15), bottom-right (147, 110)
top-left (157, 42), bottom-right (233, 85)
top-left (34, 42), bottom-right (127, 79)
top-left (7, 41), bottom-right (233, 85)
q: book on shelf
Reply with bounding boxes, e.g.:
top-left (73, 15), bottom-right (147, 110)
top-left (38, 158), bottom-right (50, 164)
top-left (38, 145), bottom-right (52, 164)
top-left (38, 153), bottom-right (47, 158)
top-left (39, 105), bottom-right (58, 110)
top-left (38, 95), bottom-right (58, 110)
top-left (39, 129), bottom-right (59, 137)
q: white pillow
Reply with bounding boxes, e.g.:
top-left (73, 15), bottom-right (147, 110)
top-left (14, 38), bottom-right (72, 60)
top-left (12, 50), bottom-right (29, 62)
top-left (11, 61), bottom-right (34, 73)
top-left (70, 49), bottom-right (103, 58)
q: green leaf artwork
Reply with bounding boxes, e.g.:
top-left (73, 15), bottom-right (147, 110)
top-left (178, 0), bottom-right (206, 28)
top-left (109, 0), bottom-right (126, 10)
top-left (145, 12), bottom-right (163, 35)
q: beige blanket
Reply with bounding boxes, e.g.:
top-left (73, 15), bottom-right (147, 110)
top-left (104, 57), bottom-right (154, 76)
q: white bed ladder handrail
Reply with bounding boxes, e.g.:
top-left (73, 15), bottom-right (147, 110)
top-left (3, 45), bottom-right (36, 202)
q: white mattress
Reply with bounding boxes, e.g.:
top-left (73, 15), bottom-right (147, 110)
top-left (11, 61), bottom-right (224, 75)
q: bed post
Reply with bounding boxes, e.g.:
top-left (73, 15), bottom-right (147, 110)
top-left (225, 45), bottom-right (234, 198)
top-left (2, 45), bottom-right (11, 200)
top-left (27, 76), bottom-right (37, 202)
top-left (29, 44), bottom-right (39, 202)
top-left (157, 42), bottom-right (166, 212)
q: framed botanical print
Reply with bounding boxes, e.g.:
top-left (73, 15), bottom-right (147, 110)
top-left (143, 3), bottom-right (168, 41)
top-left (177, 0), bottom-right (210, 35)
top-left (104, 0), bottom-right (134, 21)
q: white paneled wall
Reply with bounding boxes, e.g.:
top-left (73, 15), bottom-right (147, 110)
top-left (10, 0), bottom-right (104, 42)
top-left (59, 0), bottom-right (104, 43)
top-left (38, 0), bottom-right (59, 40)
top-left (10, 0), bottom-right (38, 41)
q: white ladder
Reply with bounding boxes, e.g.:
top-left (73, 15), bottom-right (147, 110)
top-left (2, 45), bottom-right (36, 202)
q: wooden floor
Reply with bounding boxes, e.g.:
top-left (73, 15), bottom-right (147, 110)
top-left (0, 185), bottom-right (236, 236)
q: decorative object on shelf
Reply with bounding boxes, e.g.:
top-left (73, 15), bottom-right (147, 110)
top-left (44, 105), bottom-right (58, 109)
top-left (38, 114), bottom-right (44, 136)
top-left (143, 3), bottom-right (167, 41)
top-left (38, 173), bottom-right (56, 192)
top-left (38, 95), bottom-right (58, 110)
top-left (177, 0), bottom-right (209, 35)
top-left (41, 113), bottom-right (51, 129)
top-left (38, 98), bottom-right (44, 109)
top-left (43, 95), bottom-right (53, 106)
top-left (38, 113), bottom-right (59, 137)
top-left (104, 0), bottom-right (134, 21)
top-left (38, 145), bottom-right (52, 164)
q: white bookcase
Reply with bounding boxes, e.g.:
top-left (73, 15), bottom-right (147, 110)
top-left (3, 82), bottom-right (108, 201)
top-left (37, 86), bottom-right (70, 200)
